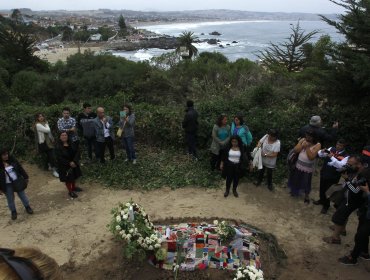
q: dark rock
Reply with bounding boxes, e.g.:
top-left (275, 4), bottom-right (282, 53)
top-left (209, 31), bottom-right (222, 36)
top-left (232, 41), bottom-right (238, 44)
top-left (107, 36), bottom-right (178, 51)
top-left (226, 44), bottom-right (230, 46)
top-left (200, 33), bottom-right (205, 35)
top-left (207, 39), bottom-right (219, 45)
top-left (219, 44), bottom-right (224, 48)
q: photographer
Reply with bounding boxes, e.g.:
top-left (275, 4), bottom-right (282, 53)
top-left (314, 139), bottom-right (349, 214)
top-left (323, 155), bottom-right (368, 244)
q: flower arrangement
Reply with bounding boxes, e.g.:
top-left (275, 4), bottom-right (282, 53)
top-left (213, 220), bottom-right (236, 242)
top-left (109, 200), bottom-right (162, 259)
top-left (233, 266), bottom-right (264, 280)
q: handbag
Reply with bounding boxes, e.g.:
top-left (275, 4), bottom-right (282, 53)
top-left (117, 127), bottom-right (123, 138)
top-left (287, 149), bottom-right (298, 171)
top-left (4, 168), bottom-right (28, 192)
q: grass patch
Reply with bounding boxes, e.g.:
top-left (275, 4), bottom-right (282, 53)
top-left (81, 145), bottom-right (222, 190)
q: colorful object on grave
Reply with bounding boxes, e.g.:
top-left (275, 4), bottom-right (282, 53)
top-left (151, 223), bottom-right (262, 273)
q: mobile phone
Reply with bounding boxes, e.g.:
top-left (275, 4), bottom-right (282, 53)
top-left (120, 111), bottom-right (126, 118)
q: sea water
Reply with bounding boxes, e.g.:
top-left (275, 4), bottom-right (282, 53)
top-left (112, 20), bottom-right (343, 62)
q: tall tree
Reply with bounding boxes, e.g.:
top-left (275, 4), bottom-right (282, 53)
top-left (11, 9), bottom-right (23, 24)
top-left (118, 14), bottom-right (127, 36)
top-left (321, 0), bottom-right (370, 91)
top-left (176, 31), bottom-right (199, 59)
top-left (258, 22), bottom-right (318, 72)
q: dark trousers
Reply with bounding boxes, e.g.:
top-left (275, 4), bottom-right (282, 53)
top-left (210, 153), bottom-right (221, 171)
top-left (123, 136), bottom-right (136, 160)
top-left (258, 166), bottom-right (273, 187)
top-left (351, 218), bottom-right (370, 260)
top-left (186, 132), bottom-right (197, 157)
top-left (319, 178), bottom-right (338, 209)
top-left (97, 137), bottom-right (115, 163)
top-left (226, 163), bottom-right (240, 192)
top-left (85, 137), bottom-right (97, 160)
top-left (44, 148), bottom-right (56, 168)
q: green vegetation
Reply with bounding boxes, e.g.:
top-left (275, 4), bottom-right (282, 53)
top-left (0, 1), bottom-right (369, 190)
top-left (176, 31), bottom-right (199, 59)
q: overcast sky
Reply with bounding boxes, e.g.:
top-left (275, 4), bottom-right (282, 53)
top-left (1, 0), bottom-right (344, 14)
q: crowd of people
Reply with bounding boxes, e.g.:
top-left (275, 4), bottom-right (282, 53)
top-left (0, 100), bottom-right (369, 272)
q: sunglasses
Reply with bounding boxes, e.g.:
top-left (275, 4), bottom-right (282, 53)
top-left (0, 248), bottom-right (44, 280)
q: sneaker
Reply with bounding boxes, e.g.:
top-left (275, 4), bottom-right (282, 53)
top-left (329, 225), bottom-right (347, 236)
top-left (25, 206), bottom-right (33, 214)
top-left (69, 192), bottom-right (78, 198)
top-left (11, 211), bottom-right (17, 220)
top-left (233, 190), bottom-right (239, 197)
top-left (359, 253), bottom-right (370, 261)
top-left (133, 159), bottom-right (137, 165)
top-left (338, 256), bottom-right (357, 265)
top-left (52, 170), bottom-right (59, 178)
top-left (224, 191), bottom-right (229, 198)
top-left (320, 207), bottom-right (329, 214)
top-left (74, 186), bottom-right (83, 192)
top-left (323, 236), bottom-right (341, 244)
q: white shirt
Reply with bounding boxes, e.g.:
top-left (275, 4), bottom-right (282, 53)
top-left (102, 120), bottom-right (111, 138)
top-left (260, 135), bottom-right (281, 168)
top-left (228, 149), bottom-right (241, 163)
top-left (36, 123), bottom-right (53, 144)
top-left (5, 165), bottom-right (18, 184)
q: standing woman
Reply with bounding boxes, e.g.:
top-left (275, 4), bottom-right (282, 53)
top-left (56, 132), bottom-right (82, 198)
top-left (230, 114), bottom-right (253, 148)
top-left (33, 113), bottom-right (59, 178)
top-left (220, 135), bottom-right (246, 198)
top-left (210, 114), bottom-right (230, 171)
top-left (0, 148), bottom-right (33, 220)
top-left (256, 129), bottom-right (281, 191)
top-left (119, 104), bottom-right (137, 164)
top-left (288, 129), bottom-right (321, 203)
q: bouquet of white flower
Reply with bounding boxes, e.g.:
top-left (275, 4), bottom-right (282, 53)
top-left (213, 220), bottom-right (236, 242)
top-left (233, 266), bottom-right (264, 280)
top-left (109, 200), bottom-right (162, 259)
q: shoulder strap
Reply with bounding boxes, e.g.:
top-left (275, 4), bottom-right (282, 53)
top-left (4, 168), bottom-right (14, 183)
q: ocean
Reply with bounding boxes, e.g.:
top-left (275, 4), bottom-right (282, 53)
top-left (112, 20), bottom-right (343, 62)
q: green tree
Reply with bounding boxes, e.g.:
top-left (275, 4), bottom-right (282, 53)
top-left (118, 14), bottom-right (127, 36)
top-left (176, 31), bottom-right (199, 59)
top-left (258, 22), bottom-right (318, 72)
top-left (61, 26), bottom-right (73, 41)
top-left (321, 0), bottom-right (370, 91)
top-left (11, 9), bottom-right (22, 24)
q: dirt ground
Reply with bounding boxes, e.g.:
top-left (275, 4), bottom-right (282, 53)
top-left (0, 163), bottom-right (369, 280)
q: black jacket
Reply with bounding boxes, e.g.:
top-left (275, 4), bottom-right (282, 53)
top-left (77, 112), bottom-right (97, 138)
top-left (56, 143), bottom-right (82, 182)
top-left (182, 107), bottom-right (198, 134)
top-left (221, 146), bottom-right (248, 179)
top-left (299, 124), bottom-right (337, 145)
top-left (0, 157), bottom-right (29, 192)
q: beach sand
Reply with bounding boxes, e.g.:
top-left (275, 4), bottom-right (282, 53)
top-left (34, 46), bottom-right (103, 64)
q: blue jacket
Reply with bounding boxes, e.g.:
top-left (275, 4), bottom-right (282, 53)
top-left (231, 122), bottom-right (253, 146)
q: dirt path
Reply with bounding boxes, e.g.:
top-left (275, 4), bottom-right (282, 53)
top-left (0, 163), bottom-right (369, 279)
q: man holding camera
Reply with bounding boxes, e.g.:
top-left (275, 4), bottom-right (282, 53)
top-left (323, 155), bottom-right (369, 244)
top-left (314, 139), bottom-right (349, 214)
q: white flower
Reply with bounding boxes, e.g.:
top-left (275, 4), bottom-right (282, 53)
top-left (122, 215), bottom-right (128, 220)
top-left (149, 245), bottom-right (153, 250)
top-left (213, 220), bottom-right (219, 226)
top-left (236, 271), bottom-right (243, 279)
top-left (173, 264), bottom-right (179, 272)
top-left (125, 202), bottom-right (131, 207)
top-left (120, 210), bottom-right (125, 216)
top-left (154, 243), bottom-right (161, 248)
top-left (126, 234), bottom-right (131, 240)
top-left (129, 229), bottom-right (134, 234)
top-left (116, 215), bottom-right (121, 222)
top-left (115, 225), bottom-right (121, 231)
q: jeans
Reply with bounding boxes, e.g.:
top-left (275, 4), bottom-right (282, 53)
top-left (226, 163), bottom-right (240, 192)
top-left (185, 133), bottom-right (197, 157)
top-left (85, 137), bottom-right (97, 160)
top-left (97, 137), bottom-right (115, 163)
top-left (5, 183), bottom-right (30, 213)
top-left (123, 137), bottom-right (136, 160)
top-left (258, 166), bottom-right (273, 187)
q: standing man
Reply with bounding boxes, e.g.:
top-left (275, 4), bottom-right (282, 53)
top-left (314, 139), bottom-right (349, 214)
top-left (299, 115), bottom-right (338, 145)
top-left (182, 100), bottom-right (198, 160)
top-left (57, 107), bottom-right (79, 147)
top-left (77, 103), bottom-right (97, 161)
top-left (94, 107), bottom-right (115, 164)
